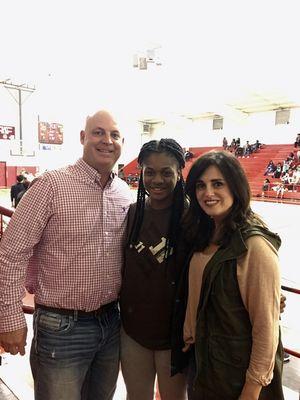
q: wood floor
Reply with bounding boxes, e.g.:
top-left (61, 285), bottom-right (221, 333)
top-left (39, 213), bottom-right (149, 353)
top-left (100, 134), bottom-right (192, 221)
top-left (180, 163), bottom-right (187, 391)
top-left (0, 357), bottom-right (300, 400)
top-left (283, 356), bottom-right (300, 394)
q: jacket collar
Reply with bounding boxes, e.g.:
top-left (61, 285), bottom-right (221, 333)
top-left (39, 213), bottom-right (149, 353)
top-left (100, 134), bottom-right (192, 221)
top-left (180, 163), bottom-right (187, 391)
top-left (198, 225), bottom-right (281, 318)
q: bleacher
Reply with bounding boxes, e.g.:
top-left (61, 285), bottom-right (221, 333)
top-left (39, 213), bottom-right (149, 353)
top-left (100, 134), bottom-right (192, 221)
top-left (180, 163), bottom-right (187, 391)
top-left (122, 144), bottom-right (300, 202)
top-left (237, 144), bottom-right (299, 200)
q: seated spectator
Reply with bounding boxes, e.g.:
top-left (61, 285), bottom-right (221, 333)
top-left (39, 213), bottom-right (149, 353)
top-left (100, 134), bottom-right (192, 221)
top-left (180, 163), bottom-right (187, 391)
top-left (126, 174), bottom-right (134, 185)
top-left (292, 165), bottom-right (300, 190)
top-left (242, 141), bottom-right (251, 157)
top-left (274, 182), bottom-right (286, 199)
top-left (184, 150), bottom-right (194, 161)
top-left (281, 172), bottom-right (293, 191)
top-left (281, 159), bottom-right (291, 175)
top-left (236, 137), bottom-right (241, 146)
top-left (294, 133), bottom-right (300, 148)
top-left (118, 167), bottom-right (125, 180)
top-left (234, 146), bottom-right (243, 157)
top-left (288, 167), bottom-right (294, 182)
top-left (253, 139), bottom-right (262, 151)
top-left (222, 137), bottom-right (228, 150)
top-left (273, 163), bottom-right (282, 179)
top-left (281, 171), bottom-right (291, 183)
top-left (261, 178), bottom-right (270, 197)
top-left (264, 160), bottom-right (276, 176)
top-left (229, 138), bottom-right (236, 152)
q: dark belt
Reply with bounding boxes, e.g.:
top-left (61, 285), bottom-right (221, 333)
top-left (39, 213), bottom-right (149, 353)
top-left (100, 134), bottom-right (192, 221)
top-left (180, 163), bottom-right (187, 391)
top-left (35, 301), bottom-right (117, 318)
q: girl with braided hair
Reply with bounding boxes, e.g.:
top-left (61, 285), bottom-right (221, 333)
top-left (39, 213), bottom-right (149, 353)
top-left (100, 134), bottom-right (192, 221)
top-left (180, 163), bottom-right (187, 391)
top-left (120, 138), bottom-right (188, 400)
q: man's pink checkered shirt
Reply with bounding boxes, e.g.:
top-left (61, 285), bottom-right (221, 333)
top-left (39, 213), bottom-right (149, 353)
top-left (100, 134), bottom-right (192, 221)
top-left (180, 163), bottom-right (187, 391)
top-left (0, 159), bottom-right (133, 332)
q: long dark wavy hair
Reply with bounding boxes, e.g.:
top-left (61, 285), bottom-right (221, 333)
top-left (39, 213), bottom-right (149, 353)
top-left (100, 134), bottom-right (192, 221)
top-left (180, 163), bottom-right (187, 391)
top-left (184, 150), bottom-right (266, 251)
top-left (128, 138), bottom-right (186, 258)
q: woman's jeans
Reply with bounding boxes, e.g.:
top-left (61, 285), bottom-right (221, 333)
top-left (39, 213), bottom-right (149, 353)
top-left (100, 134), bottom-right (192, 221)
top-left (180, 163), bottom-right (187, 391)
top-left (30, 304), bottom-right (120, 400)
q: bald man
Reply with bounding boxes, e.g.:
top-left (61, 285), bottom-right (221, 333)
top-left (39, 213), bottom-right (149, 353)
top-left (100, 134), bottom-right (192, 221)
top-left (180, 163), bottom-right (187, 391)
top-left (0, 110), bottom-right (133, 400)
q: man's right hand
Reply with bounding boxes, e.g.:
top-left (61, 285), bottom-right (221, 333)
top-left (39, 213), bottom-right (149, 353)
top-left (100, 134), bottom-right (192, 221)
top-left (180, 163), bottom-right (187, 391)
top-left (0, 327), bottom-right (28, 356)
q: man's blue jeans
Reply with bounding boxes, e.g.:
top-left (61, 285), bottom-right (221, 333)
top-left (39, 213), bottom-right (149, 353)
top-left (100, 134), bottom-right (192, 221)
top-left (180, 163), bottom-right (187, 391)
top-left (30, 304), bottom-right (120, 400)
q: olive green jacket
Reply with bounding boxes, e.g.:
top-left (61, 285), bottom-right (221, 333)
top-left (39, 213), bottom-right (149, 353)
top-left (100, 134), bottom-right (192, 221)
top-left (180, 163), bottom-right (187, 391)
top-left (192, 225), bottom-right (284, 399)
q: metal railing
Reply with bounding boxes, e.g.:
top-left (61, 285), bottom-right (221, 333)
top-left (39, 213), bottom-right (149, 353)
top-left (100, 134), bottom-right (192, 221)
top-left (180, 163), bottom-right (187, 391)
top-left (0, 205), bottom-right (13, 239)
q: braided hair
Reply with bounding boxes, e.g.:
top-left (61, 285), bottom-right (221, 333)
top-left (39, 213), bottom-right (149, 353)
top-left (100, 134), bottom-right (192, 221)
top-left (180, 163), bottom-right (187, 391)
top-left (128, 138), bottom-right (186, 259)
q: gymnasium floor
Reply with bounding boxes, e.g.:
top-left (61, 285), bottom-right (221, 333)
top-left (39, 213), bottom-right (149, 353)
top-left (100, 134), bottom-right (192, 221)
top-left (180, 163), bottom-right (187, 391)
top-left (0, 192), bottom-right (299, 399)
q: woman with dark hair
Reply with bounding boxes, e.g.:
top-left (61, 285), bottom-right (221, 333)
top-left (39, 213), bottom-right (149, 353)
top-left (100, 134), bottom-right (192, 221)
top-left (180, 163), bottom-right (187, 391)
top-left (120, 138), bottom-right (188, 400)
top-left (179, 150), bottom-right (284, 400)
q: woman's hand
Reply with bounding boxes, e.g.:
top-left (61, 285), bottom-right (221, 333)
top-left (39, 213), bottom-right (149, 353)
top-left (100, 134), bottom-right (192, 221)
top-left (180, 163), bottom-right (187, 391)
top-left (182, 343), bottom-right (191, 353)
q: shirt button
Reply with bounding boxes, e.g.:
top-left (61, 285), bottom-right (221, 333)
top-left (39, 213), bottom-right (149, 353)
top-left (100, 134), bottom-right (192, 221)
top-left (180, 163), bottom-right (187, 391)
top-left (105, 232), bottom-right (108, 236)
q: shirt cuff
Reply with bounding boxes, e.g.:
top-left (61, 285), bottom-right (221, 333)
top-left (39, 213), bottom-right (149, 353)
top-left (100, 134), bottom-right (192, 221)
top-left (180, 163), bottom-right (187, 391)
top-left (246, 369), bottom-right (273, 387)
top-left (0, 307), bottom-right (27, 333)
